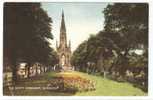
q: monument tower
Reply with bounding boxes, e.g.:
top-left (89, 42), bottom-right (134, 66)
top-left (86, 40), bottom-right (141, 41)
top-left (56, 11), bottom-right (72, 70)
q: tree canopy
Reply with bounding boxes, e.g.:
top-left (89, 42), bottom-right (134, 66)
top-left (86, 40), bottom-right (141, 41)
top-left (4, 3), bottom-right (58, 81)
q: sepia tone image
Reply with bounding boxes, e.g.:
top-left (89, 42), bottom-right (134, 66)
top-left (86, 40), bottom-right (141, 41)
top-left (3, 2), bottom-right (148, 96)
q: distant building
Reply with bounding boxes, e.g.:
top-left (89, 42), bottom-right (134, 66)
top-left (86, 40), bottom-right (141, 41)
top-left (56, 11), bottom-right (72, 70)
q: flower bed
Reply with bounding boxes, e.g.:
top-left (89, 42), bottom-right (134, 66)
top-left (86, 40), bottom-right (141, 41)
top-left (47, 73), bottom-right (96, 93)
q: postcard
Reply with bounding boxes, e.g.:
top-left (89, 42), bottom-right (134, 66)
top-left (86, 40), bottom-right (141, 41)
top-left (3, 2), bottom-right (148, 96)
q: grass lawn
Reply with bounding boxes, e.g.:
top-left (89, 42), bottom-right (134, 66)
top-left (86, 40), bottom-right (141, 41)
top-left (73, 71), bottom-right (146, 96)
top-left (4, 71), bottom-right (147, 96)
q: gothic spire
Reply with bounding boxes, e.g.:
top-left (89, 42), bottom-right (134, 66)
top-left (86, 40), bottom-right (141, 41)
top-left (60, 10), bottom-right (66, 33)
top-left (60, 10), bottom-right (67, 47)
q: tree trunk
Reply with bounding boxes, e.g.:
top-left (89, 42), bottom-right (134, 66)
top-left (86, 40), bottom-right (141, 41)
top-left (103, 70), bottom-right (106, 78)
top-left (12, 63), bottom-right (17, 84)
top-left (108, 58), bottom-right (119, 75)
top-left (99, 52), bottom-right (104, 75)
top-left (43, 66), bottom-right (45, 73)
top-left (11, 59), bottom-right (17, 95)
top-left (27, 63), bottom-right (31, 78)
top-left (36, 64), bottom-right (38, 75)
top-left (40, 65), bottom-right (43, 74)
top-left (11, 57), bottom-right (17, 81)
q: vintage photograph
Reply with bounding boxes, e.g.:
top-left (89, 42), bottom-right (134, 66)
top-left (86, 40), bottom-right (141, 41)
top-left (3, 2), bottom-right (148, 96)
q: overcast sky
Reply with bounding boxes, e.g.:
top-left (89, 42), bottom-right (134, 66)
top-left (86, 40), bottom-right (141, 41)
top-left (41, 2), bottom-right (109, 51)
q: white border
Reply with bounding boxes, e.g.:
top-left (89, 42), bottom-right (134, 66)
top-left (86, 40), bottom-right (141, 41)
top-left (0, 0), bottom-right (152, 100)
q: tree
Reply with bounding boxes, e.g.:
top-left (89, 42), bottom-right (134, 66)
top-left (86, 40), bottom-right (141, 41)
top-left (71, 32), bottom-right (114, 76)
top-left (103, 3), bottom-right (148, 76)
top-left (71, 41), bottom-right (88, 72)
top-left (4, 3), bottom-right (56, 83)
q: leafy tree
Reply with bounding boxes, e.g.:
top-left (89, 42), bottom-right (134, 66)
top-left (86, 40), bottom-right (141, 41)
top-left (72, 32), bottom-right (114, 76)
top-left (71, 41), bottom-right (88, 72)
top-left (4, 3), bottom-right (57, 83)
top-left (103, 3), bottom-right (148, 75)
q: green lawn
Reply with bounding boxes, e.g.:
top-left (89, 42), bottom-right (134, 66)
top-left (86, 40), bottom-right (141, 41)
top-left (73, 71), bottom-right (146, 96)
top-left (4, 71), bottom-right (147, 96)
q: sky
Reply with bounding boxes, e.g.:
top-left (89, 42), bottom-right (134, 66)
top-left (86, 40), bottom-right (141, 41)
top-left (41, 2), bottom-right (109, 52)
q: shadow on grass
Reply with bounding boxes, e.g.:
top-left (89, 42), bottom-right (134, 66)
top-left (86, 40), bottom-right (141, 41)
top-left (3, 72), bottom-right (77, 96)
